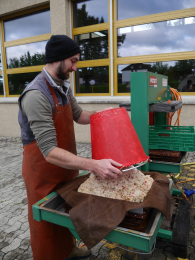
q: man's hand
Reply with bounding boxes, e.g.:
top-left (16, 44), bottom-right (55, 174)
top-left (92, 159), bottom-right (123, 179)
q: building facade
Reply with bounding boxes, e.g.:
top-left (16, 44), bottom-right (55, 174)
top-left (0, 0), bottom-right (195, 142)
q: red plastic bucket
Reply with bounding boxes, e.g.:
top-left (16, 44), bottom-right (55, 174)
top-left (90, 107), bottom-right (149, 167)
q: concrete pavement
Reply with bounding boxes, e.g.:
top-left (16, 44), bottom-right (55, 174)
top-left (0, 137), bottom-right (195, 259)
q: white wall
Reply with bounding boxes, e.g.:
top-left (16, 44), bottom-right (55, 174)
top-left (1, 99), bottom-right (195, 143)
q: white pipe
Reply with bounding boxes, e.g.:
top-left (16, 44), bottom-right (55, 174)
top-left (0, 24), bottom-right (6, 97)
top-left (69, 0), bottom-right (72, 38)
top-left (110, 0), bottom-right (113, 96)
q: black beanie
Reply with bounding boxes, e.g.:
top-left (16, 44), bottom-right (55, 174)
top-left (45, 35), bottom-right (81, 63)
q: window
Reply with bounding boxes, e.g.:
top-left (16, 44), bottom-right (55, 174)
top-left (74, 30), bottom-right (109, 61)
top-left (6, 41), bottom-right (47, 69)
top-left (72, 0), bottom-right (195, 96)
top-left (1, 6), bottom-right (51, 96)
top-left (72, 0), bottom-right (110, 95)
top-left (73, 0), bottom-right (108, 28)
top-left (75, 66), bottom-right (109, 94)
top-left (117, 18), bottom-right (195, 57)
top-left (1, 1), bottom-right (195, 97)
top-left (117, 60), bottom-right (195, 93)
top-left (8, 72), bottom-right (40, 95)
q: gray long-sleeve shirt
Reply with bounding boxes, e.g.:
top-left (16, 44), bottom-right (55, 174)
top-left (21, 72), bottom-right (82, 158)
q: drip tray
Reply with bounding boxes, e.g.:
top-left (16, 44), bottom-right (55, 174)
top-left (41, 194), bottom-right (160, 235)
top-left (63, 201), bottom-right (150, 232)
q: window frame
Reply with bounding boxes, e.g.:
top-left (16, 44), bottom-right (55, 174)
top-left (0, 5), bottom-right (51, 97)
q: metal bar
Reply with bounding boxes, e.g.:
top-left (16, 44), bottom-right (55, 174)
top-left (157, 229), bottom-right (172, 240)
top-left (131, 72), bottom-right (149, 171)
top-left (105, 227), bottom-right (152, 252)
top-left (121, 160), bottom-right (148, 172)
top-left (172, 188), bottom-right (183, 196)
top-left (33, 191), bottom-right (57, 221)
top-left (149, 160), bottom-right (180, 173)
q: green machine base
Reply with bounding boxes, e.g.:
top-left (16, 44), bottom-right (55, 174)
top-left (32, 176), bottom-right (179, 254)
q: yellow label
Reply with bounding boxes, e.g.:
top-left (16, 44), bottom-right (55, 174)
top-left (158, 97), bottom-right (161, 100)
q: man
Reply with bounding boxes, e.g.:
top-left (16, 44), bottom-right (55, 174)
top-left (182, 79), bottom-right (192, 92)
top-left (18, 35), bottom-right (122, 260)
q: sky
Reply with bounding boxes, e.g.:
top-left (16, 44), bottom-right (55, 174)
top-left (6, 41), bottom-right (46, 66)
top-left (117, 0), bottom-right (195, 20)
top-left (118, 17), bottom-right (195, 57)
top-left (76, 0), bottom-right (108, 23)
top-left (4, 10), bottom-right (51, 41)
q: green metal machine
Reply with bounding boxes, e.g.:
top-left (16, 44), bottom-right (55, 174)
top-left (131, 71), bottom-right (186, 173)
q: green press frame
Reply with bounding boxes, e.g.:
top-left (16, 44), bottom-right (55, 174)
top-left (131, 71), bottom-right (183, 173)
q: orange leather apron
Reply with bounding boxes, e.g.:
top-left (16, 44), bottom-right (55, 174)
top-left (22, 76), bottom-right (78, 260)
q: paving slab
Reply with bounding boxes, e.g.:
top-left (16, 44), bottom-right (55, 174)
top-left (0, 137), bottom-right (195, 260)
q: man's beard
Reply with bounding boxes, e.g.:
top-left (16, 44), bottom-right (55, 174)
top-left (56, 61), bottom-right (70, 80)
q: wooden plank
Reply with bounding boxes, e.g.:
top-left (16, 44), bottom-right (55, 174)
top-left (172, 199), bottom-right (191, 246)
top-left (156, 197), bottom-right (191, 258)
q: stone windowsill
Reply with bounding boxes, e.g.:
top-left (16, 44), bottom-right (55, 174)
top-left (0, 96), bottom-right (194, 104)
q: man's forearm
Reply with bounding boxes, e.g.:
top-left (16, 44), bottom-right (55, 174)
top-left (45, 147), bottom-right (123, 179)
top-left (76, 107), bottom-right (114, 124)
top-left (46, 147), bottom-right (94, 171)
top-left (76, 110), bottom-right (95, 124)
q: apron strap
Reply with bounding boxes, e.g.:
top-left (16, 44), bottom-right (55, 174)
top-left (42, 73), bottom-right (60, 112)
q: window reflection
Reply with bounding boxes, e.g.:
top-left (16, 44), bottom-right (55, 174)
top-left (74, 30), bottom-right (108, 61)
top-left (73, 0), bottom-right (108, 28)
top-left (6, 41), bottom-right (46, 68)
top-left (117, 60), bottom-right (195, 93)
top-left (8, 72), bottom-right (40, 95)
top-left (4, 9), bottom-right (51, 41)
top-left (75, 66), bottom-right (109, 93)
top-left (117, 0), bottom-right (195, 20)
top-left (117, 17), bottom-right (195, 57)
